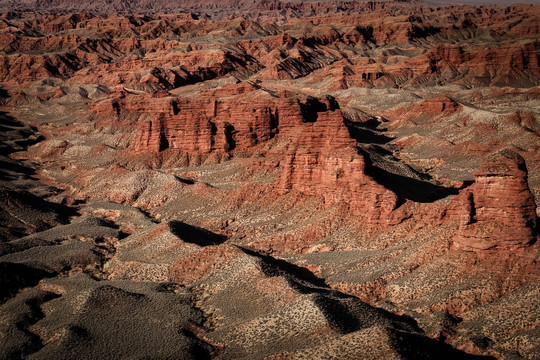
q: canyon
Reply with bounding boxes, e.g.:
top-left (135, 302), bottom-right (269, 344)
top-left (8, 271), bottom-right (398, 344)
top-left (0, 1), bottom-right (539, 359)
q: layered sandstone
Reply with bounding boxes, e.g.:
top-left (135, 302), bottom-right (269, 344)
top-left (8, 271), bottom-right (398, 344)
top-left (94, 85), bottom-right (282, 156)
top-left (278, 105), bottom-right (401, 227)
top-left (450, 150), bottom-right (538, 252)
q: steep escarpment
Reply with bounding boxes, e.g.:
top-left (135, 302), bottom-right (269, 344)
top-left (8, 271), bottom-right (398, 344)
top-left (94, 84), bottom-right (280, 156)
top-left (277, 104), bottom-right (402, 227)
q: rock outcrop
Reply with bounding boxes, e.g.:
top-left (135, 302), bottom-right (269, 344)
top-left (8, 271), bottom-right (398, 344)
top-left (278, 103), bottom-right (401, 226)
top-left (94, 84), bottom-right (283, 156)
top-left (94, 86), bottom-right (404, 227)
top-left (450, 150), bottom-right (538, 252)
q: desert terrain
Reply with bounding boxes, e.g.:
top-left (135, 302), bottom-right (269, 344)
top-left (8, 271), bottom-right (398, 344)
top-left (0, 0), bottom-right (539, 359)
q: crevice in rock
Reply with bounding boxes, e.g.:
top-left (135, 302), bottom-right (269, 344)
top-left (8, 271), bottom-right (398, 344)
top-left (224, 123), bottom-right (237, 151)
top-left (299, 97), bottom-right (328, 123)
top-left (269, 108), bottom-right (279, 137)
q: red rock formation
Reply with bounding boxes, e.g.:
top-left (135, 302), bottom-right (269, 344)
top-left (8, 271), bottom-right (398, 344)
top-left (1, 6), bottom-right (539, 89)
top-left (388, 95), bottom-right (461, 115)
top-left (94, 85), bottom-right (279, 155)
top-left (277, 102), bottom-right (402, 227)
top-left (449, 150), bottom-right (538, 252)
top-left (92, 84), bottom-right (403, 228)
top-left (2, 8), bottom-right (540, 359)
top-left (0, 1), bottom-right (423, 19)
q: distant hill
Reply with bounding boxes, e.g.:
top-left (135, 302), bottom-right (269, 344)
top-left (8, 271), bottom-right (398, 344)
top-left (0, 0), bottom-right (420, 18)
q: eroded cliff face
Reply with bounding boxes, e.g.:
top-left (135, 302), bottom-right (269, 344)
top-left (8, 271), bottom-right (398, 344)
top-left (450, 150), bottom-right (538, 252)
top-left (92, 84), bottom-right (404, 227)
top-left (277, 106), bottom-right (402, 227)
top-left (129, 93), bottom-right (278, 155)
top-left (1, 6), bottom-right (539, 360)
top-left (93, 85), bottom-right (309, 154)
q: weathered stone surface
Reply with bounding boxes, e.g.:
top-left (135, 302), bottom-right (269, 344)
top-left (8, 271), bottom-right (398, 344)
top-left (277, 106), bottom-right (401, 226)
top-left (449, 150), bottom-right (538, 252)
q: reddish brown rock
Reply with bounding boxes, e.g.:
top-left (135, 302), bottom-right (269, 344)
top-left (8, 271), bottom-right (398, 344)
top-left (449, 150), bottom-right (538, 252)
top-left (381, 96), bottom-right (462, 125)
top-left (277, 104), bottom-right (401, 227)
top-left (94, 85), bottom-right (279, 156)
top-left (2, 8), bottom-right (540, 360)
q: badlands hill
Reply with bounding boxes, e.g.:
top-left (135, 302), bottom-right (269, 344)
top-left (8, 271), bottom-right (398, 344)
top-left (1, 0), bottom-right (423, 19)
top-left (0, 2), bottom-right (539, 359)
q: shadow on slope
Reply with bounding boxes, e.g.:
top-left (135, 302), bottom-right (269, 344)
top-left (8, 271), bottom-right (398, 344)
top-left (345, 118), bottom-right (393, 145)
top-left (169, 221), bottom-right (227, 246)
top-left (236, 246), bottom-right (494, 359)
top-left (343, 115), bottom-right (459, 202)
top-left (360, 151), bottom-right (460, 203)
top-left (0, 112), bottom-right (76, 241)
top-left (0, 111), bottom-right (43, 156)
top-left (0, 262), bottom-right (54, 303)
